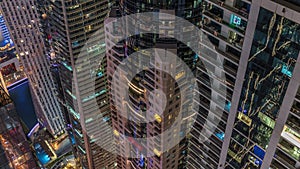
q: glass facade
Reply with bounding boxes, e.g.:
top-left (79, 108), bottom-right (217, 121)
top-left (39, 0), bottom-right (115, 168)
top-left (0, 15), bottom-right (14, 52)
top-left (8, 79), bottom-right (38, 134)
top-left (0, 0), bottom-right (65, 137)
top-left (190, 0), bottom-right (251, 168)
top-left (226, 7), bottom-right (300, 169)
top-left (1, 0), bottom-right (299, 168)
top-left (107, 1), bottom-right (202, 168)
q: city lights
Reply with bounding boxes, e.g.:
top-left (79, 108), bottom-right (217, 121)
top-left (0, 0), bottom-right (299, 169)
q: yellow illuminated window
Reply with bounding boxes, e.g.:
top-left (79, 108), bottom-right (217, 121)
top-left (154, 114), bottom-right (162, 123)
top-left (175, 71), bottom-right (185, 80)
top-left (153, 148), bottom-right (161, 157)
top-left (237, 112), bottom-right (252, 126)
top-left (113, 130), bottom-right (120, 136)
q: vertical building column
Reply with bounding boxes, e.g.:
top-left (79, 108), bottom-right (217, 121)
top-left (261, 52), bottom-right (300, 169)
top-left (217, 0), bottom-right (261, 168)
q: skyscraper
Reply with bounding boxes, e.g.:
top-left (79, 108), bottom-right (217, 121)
top-left (105, 1), bottom-right (204, 169)
top-left (0, 12), bottom-right (38, 136)
top-left (220, 1), bottom-right (300, 169)
top-left (0, 84), bottom-right (38, 168)
top-left (106, 0), bottom-right (300, 169)
top-left (187, 0), bottom-right (249, 168)
top-left (38, 0), bottom-right (115, 168)
top-left (32, 0), bottom-right (300, 169)
top-left (186, 0), bottom-right (300, 169)
top-left (0, 0), bottom-right (65, 137)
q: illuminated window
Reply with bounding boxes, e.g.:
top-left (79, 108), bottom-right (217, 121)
top-left (225, 101), bottom-right (231, 112)
top-left (258, 112), bottom-right (275, 129)
top-left (281, 65), bottom-right (292, 77)
top-left (237, 112), bottom-right (252, 126)
top-left (85, 25), bottom-right (92, 32)
top-left (215, 132), bottom-right (225, 140)
top-left (253, 145), bottom-right (265, 161)
top-left (153, 148), bottom-right (161, 157)
top-left (230, 14), bottom-right (241, 26)
top-left (113, 129), bottom-right (120, 136)
top-left (154, 114), bottom-right (162, 123)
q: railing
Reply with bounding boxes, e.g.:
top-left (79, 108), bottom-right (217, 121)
top-left (205, 0), bottom-right (249, 19)
top-left (203, 11), bottom-right (246, 35)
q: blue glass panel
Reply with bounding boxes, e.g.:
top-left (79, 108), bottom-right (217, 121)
top-left (253, 145), bottom-right (265, 160)
top-left (281, 65), bottom-right (292, 77)
top-left (215, 132), bottom-right (225, 140)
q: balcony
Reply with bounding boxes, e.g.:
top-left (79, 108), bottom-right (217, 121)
top-left (296, 88), bottom-right (300, 100)
top-left (205, 0), bottom-right (249, 19)
top-left (274, 148), bottom-right (298, 169)
top-left (224, 64), bottom-right (237, 76)
top-left (286, 115), bottom-right (300, 133)
top-left (140, 81), bottom-right (154, 91)
top-left (143, 76), bottom-right (155, 87)
top-left (203, 11), bottom-right (246, 35)
top-left (202, 23), bottom-right (243, 51)
top-left (197, 84), bottom-right (212, 98)
top-left (278, 138), bottom-right (300, 161)
top-left (291, 101), bottom-right (300, 117)
top-left (216, 47), bottom-right (240, 64)
top-left (271, 158), bottom-right (292, 169)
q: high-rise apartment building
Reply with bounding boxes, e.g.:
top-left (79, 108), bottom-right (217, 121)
top-left (33, 0), bottom-right (300, 169)
top-left (38, 0), bottom-right (115, 168)
top-left (187, 0), bottom-right (250, 168)
top-left (185, 0), bottom-right (300, 169)
top-left (220, 1), bottom-right (300, 169)
top-left (0, 0), bottom-right (65, 137)
top-left (106, 1), bottom-right (300, 169)
top-left (105, 1), bottom-right (205, 169)
top-left (0, 84), bottom-right (38, 168)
